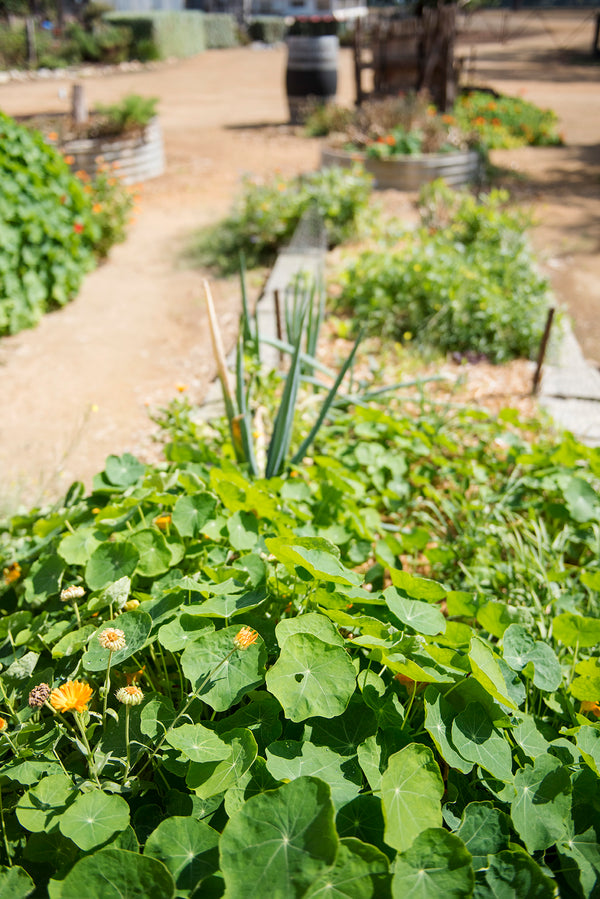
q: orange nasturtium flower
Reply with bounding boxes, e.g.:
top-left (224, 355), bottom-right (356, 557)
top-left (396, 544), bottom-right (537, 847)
top-left (442, 114), bottom-right (455, 125)
top-left (233, 627), bottom-right (259, 651)
top-left (0, 716), bottom-right (8, 732)
top-left (92, 203), bottom-right (103, 214)
top-left (3, 562), bottom-right (21, 585)
top-left (63, 154), bottom-right (75, 165)
top-left (385, 135), bottom-right (396, 146)
top-left (47, 131), bottom-right (59, 141)
top-left (50, 680), bottom-right (93, 713)
top-left (580, 700), bottom-right (600, 718)
top-left (154, 514), bottom-right (172, 531)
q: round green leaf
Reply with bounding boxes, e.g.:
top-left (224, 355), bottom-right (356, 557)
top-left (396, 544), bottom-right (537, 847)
top-left (391, 828), bottom-right (473, 899)
top-left (220, 776), bottom-right (338, 898)
top-left (181, 625), bottom-right (267, 711)
top-left (479, 849), bottom-right (555, 898)
top-left (553, 612), bottom-right (600, 649)
top-left (381, 744), bottom-right (444, 853)
top-left (387, 569), bottom-right (447, 602)
top-left (226, 510), bottom-right (259, 551)
top-left (129, 529), bottom-right (179, 577)
top-left (187, 727), bottom-right (258, 800)
top-left (451, 702), bottom-right (513, 782)
top-left (266, 633), bottom-right (356, 723)
top-left (384, 587), bottom-right (446, 636)
top-left (58, 528), bottom-right (103, 566)
top-left (455, 801), bottom-right (511, 871)
top-left (144, 816), bottom-right (219, 895)
top-left (85, 542), bottom-right (140, 592)
top-left (82, 610), bottom-right (152, 672)
top-left (0, 865), bottom-right (35, 899)
top-left (165, 723), bottom-right (230, 763)
top-left (468, 636), bottom-right (517, 710)
top-left (172, 492), bottom-right (217, 538)
top-left (59, 791), bottom-right (130, 851)
top-left (336, 796), bottom-right (387, 854)
top-left (104, 453), bottom-right (146, 487)
top-left (16, 774), bottom-right (76, 833)
top-left (502, 625), bottom-right (561, 692)
top-left (305, 837), bottom-right (390, 898)
top-left (266, 740), bottom-right (363, 810)
top-left (157, 615), bottom-right (214, 652)
top-left (423, 688), bottom-right (474, 775)
top-left (47, 848), bottom-right (175, 899)
top-left (511, 754), bottom-right (572, 852)
top-left (276, 612), bottom-right (345, 648)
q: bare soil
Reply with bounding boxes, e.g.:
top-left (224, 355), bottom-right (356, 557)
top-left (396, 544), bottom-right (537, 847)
top-left (0, 10), bottom-right (598, 509)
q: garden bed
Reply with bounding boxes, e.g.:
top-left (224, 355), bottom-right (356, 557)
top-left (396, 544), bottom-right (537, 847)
top-left (321, 145), bottom-right (482, 190)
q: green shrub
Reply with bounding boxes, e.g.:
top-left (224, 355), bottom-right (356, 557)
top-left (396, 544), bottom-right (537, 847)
top-left (189, 165), bottom-right (374, 275)
top-left (0, 23), bottom-right (27, 67)
top-left (0, 113), bottom-right (133, 335)
top-left (93, 93), bottom-right (159, 136)
top-left (335, 181), bottom-right (549, 362)
top-left (203, 13), bottom-right (239, 49)
top-left (105, 10), bottom-right (206, 60)
top-left (247, 15), bottom-right (287, 43)
top-left (454, 90), bottom-right (563, 148)
top-left (64, 21), bottom-right (132, 64)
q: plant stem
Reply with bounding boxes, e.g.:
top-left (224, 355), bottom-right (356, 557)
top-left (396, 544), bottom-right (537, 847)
top-left (1, 731), bottom-right (20, 757)
top-left (102, 650), bottom-right (114, 726)
top-left (72, 600), bottom-right (81, 628)
top-left (400, 683), bottom-right (418, 731)
top-left (75, 714), bottom-right (102, 788)
top-left (0, 786), bottom-right (11, 867)
top-left (122, 706), bottom-right (131, 784)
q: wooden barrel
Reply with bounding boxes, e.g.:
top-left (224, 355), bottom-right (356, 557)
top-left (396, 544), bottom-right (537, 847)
top-left (285, 35), bottom-right (339, 124)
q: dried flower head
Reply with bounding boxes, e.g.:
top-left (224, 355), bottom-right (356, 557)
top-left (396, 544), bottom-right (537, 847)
top-left (61, 585), bottom-right (85, 602)
top-left (0, 716), bottom-right (7, 732)
top-left (123, 599), bottom-right (140, 611)
top-left (97, 627), bottom-right (126, 652)
top-left (116, 685), bottom-right (144, 706)
top-left (3, 562), bottom-right (21, 585)
top-left (50, 681), bottom-right (93, 714)
top-left (580, 700), bottom-right (600, 718)
top-left (233, 626), bottom-right (259, 651)
top-left (28, 683), bottom-right (51, 708)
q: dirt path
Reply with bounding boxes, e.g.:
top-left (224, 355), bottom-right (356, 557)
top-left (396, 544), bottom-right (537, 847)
top-left (0, 14), bottom-right (598, 509)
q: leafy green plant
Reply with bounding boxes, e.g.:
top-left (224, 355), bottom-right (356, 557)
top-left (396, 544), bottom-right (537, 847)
top-left (187, 165), bottom-right (374, 275)
top-left (0, 112), bottom-right (134, 335)
top-left (1, 383), bottom-right (600, 896)
top-left (93, 93), bottom-right (159, 137)
top-left (335, 180), bottom-right (549, 362)
top-left (454, 90), bottom-right (563, 149)
top-left (77, 162), bottom-right (136, 261)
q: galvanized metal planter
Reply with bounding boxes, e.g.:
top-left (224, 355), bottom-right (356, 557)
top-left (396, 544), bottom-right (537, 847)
top-left (63, 117), bottom-right (165, 186)
top-left (321, 145), bottom-right (482, 190)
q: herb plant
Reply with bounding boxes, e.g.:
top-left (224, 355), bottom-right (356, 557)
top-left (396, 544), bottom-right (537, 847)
top-left (454, 90), bottom-right (563, 149)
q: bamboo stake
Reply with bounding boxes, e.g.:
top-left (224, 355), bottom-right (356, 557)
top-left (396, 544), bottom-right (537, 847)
top-left (203, 278), bottom-right (237, 421)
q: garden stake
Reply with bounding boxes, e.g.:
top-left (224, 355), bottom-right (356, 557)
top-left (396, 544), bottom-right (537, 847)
top-left (532, 306), bottom-right (555, 395)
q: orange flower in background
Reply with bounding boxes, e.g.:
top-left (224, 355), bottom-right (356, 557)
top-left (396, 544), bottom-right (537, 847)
top-left (50, 680), bottom-right (93, 713)
top-left (385, 134), bottom-right (396, 146)
top-left (442, 114), bottom-right (454, 125)
top-left (394, 672), bottom-right (426, 693)
top-left (176, 383), bottom-right (188, 393)
top-left (233, 627), bottom-right (259, 651)
top-left (0, 716), bottom-right (7, 732)
top-left (487, 101), bottom-right (497, 111)
top-left (73, 222), bottom-right (84, 234)
top-left (92, 203), bottom-right (103, 214)
top-left (580, 700), bottom-right (600, 717)
top-left (63, 154), bottom-right (75, 165)
top-left (491, 118), bottom-right (501, 126)
top-left (47, 131), bottom-right (58, 141)
top-left (154, 514), bottom-right (172, 531)
top-left (75, 169), bottom-right (89, 181)
top-left (3, 562), bottom-right (21, 585)
top-left (474, 116), bottom-right (486, 126)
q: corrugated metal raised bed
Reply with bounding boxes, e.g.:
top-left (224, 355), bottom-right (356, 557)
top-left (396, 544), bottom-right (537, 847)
top-left (63, 117), bottom-right (165, 186)
top-left (321, 145), bottom-right (482, 190)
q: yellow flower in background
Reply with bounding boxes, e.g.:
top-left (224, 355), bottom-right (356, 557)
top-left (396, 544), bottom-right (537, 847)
top-left (154, 514), bottom-right (172, 531)
top-left (50, 681), bottom-right (93, 713)
top-left (3, 562), bottom-right (21, 585)
top-left (233, 627), bottom-right (259, 651)
top-left (580, 700), bottom-right (600, 718)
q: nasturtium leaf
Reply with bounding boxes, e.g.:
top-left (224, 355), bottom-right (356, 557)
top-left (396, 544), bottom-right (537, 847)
top-left (387, 569), bottom-right (447, 602)
top-left (336, 796), bottom-right (387, 854)
top-left (224, 757), bottom-right (283, 817)
top-left (16, 774), bottom-right (76, 833)
top-left (82, 610), bottom-right (152, 672)
top-left (0, 865), bottom-right (35, 899)
top-left (306, 697), bottom-right (378, 756)
top-left (144, 816), bottom-right (219, 895)
top-left (511, 716), bottom-right (551, 760)
top-left (380, 744), bottom-right (444, 852)
top-left (304, 837), bottom-right (391, 899)
top-left (511, 754), bottom-right (572, 852)
top-left (468, 636), bottom-right (517, 710)
top-left (478, 849), bottom-right (555, 898)
top-left (165, 723), bottom-right (230, 764)
top-left (265, 537), bottom-right (361, 587)
top-left (104, 452), bottom-right (146, 486)
top-left (24, 554), bottom-right (64, 603)
top-left (383, 587), bottom-right (446, 636)
top-left (89, 576), bottom-right (132, 613)
top-left (451, 702), bottom-right (513, 782)
top-left (58, 527), bottom-right (103, 565)
top-left (47, 848), bottom-right (175, 899)
top-left (226, 510), bottom-right (259, 551)
top-left (357, 731), bottom-right (408, 792)
top-left (220, 776), bottom-right (338, 898)
top-left (59, 791), bottom-right (130, 851)
top-left (455, 801), bottom-right (511, 871)
top-left (266, 740), bottom-right (363, 809)
top-left (189, 587), bottom-right (268, 619)
top-left (570, 657), bottom-right (600, 702)
top-left (424, 688), bottom-right (473, 775)
top-left (556, 824), bottom-right (600, 899)
top-left (477, 600), bottom-right (533, 639)
top-left (553, 612), bottom-right (600, 648)
top-left (265, 633), bottom-right (356, 722)
top-left (581, 569), bottom-right (600, 592)
top-left (172, 492), bottom-right (217, 538)
top-left (564, 477), bottom-right (600, 523)
top-left (276, 612), bottom-right (345, 648)
top-left (187, 727), bottom-right (257, 799)
top-left (139, 695), bottom-right (177, 741)
top-left (391, 828), bottom-right (473, 899)
top-left (181, 625), bottom-right (266, 711)
top-left (130, 528), bottom-right (184, 577)
top-left (502, 625), bottom-right (561, 692)
top-left (51, 624), bottom-right (96, 659)
top-left (157, 615), bottom-right (214, 652)
top-left (2, 759), bottom-right (61, 786)
top-left (85, 541), bottom-right (140, 591)
top-left (576, 725), bottom-right (600, 776)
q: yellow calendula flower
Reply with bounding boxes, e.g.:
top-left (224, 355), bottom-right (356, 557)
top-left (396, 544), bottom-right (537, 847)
top-left (580, 700), bottom-right (600, 718)
top-left (3, 562), bottom-right (21, 585)
top-left (50, 681), bottom-right (93, 714)
top-left (233, 626), bottom-right (259, 651)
